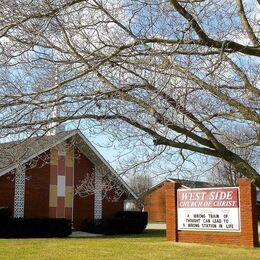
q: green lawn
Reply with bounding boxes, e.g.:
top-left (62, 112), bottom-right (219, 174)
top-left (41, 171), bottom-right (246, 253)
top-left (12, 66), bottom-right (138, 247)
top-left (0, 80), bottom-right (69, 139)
top-left (0, 230), bottom-right (259, 260)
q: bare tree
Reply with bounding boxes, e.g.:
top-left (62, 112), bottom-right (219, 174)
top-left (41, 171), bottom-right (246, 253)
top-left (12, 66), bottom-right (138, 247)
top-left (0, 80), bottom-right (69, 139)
top-left (128, 173), bottom-right (153, 211)
top-left (207, 128), bottom-right (259, 186)
top-left (0, 1), bottom-right (259, 185)
top-left (74, 165), bottom-right (126, 202)
top-left (210, 160), bottom-right (244, 187)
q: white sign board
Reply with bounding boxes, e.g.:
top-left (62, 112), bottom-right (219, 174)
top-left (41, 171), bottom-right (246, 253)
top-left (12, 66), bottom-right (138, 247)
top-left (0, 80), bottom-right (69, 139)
top-left (177, 187), bottom-right (240, 232)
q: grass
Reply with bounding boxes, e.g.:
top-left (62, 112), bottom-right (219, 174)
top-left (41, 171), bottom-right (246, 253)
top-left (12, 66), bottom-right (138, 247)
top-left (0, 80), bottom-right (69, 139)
top-left (0, 230), bottom-right (259, 260)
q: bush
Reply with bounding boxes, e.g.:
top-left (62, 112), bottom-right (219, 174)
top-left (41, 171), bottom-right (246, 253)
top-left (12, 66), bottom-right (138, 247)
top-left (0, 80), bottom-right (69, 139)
top-left (82, 211), bottom-right (148, 235)
top-left (102, 217), bottom-right (145, 235)
top-left (0, 218), bottom-right (72, 238)
top-left (0, 207), bottom-right (12, 221)
top-left (115, 211), bottom-right (148, 226)
top-left (81, 219), bottom-right (105, 234)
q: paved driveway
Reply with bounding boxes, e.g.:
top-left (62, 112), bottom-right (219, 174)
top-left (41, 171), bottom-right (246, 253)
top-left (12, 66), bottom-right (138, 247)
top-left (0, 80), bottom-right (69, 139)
top-left (146, 223), bottom-right (166, 229)
top-left (69, 231), bottom-right (103, 238)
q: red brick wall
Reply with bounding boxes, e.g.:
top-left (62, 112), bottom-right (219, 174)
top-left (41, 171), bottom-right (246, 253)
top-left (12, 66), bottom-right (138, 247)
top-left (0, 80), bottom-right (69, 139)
top-left (102, 190), bottom-right (126, 219)
top-left (73, 149), bottom-right (127, 229)
top-left (165, 182), bottom-right (181, 241)
top-left (0, 152), bottom-right (50, 218)
top-left (0, 172), bottom-right (15, 215)
top-left (24, 152), bottom-right (50, 218)
top-left (144, 185), bottom-right (166, 222)
top-left (0, 146), bottom-right (127, 231)
top-left (73, 149), bottom-right (95, 230)
top-left (165, 179), bottom-right (259, 247)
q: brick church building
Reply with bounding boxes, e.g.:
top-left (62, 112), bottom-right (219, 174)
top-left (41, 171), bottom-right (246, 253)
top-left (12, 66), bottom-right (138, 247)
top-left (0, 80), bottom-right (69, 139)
top-left (144, 178), bottom-right (217, 222)
top-left (0, 130), bottom-right (136, 230)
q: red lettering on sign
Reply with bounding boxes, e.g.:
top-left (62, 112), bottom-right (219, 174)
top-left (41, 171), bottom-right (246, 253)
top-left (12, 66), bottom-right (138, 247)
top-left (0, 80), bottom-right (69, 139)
top-left (178, 188), bottom-right (239, 208)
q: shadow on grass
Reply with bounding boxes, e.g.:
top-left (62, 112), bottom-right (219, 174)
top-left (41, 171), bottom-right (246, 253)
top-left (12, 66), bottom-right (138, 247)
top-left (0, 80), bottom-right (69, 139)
top-left (70, 229), bottom-right (166, 240)
top-left (139, 229), bottom-right (166, 237)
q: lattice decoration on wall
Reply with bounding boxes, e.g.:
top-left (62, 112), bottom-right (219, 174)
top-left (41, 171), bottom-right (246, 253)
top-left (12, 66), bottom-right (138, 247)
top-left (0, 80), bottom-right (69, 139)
top-left (94, 168), bottom-right (102, 220)
top-left (14, 165), bottom-right (26, 218)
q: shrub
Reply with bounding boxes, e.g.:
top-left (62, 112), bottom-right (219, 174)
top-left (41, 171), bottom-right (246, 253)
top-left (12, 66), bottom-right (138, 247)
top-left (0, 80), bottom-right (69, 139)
top-left (115, 211), bottom-right (148, 226)
top-left (0, 218), bottom-right (72, 238)
top-left (81, 219), bottom-right (105, 234)
top-left (82, 211), bottom-right (148, 235)
top-left (0, 207), bottom-right (12, 221)
top-left (101, 217), bottom-right (144, 235)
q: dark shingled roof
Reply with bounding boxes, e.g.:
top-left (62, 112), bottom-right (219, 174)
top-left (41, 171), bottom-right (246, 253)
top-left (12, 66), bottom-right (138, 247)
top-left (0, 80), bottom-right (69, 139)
top-left (168, 178), bottom-right (219, 188)
top-left (0, 130), bottom-right (76, 173)
top-left (146, 178), bottom-right (221, 195)
top-left (0, 130), bottom-right (137, 199)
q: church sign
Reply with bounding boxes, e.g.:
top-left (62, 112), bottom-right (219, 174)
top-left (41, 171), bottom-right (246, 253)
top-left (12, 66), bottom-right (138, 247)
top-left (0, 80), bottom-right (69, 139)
top-left (177, 187), bottom-right (240, 232)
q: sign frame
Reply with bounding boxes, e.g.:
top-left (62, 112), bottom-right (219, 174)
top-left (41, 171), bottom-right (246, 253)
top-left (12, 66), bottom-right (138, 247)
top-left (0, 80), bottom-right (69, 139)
top-left (177, 187), bottom-right (241, 232)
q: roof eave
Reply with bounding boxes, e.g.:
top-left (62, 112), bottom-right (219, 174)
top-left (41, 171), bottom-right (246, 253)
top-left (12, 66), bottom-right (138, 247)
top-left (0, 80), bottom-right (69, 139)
top-left (0, 130), bottom-right (78, 177)
top-left (0, 130), bottom-right (138, 199)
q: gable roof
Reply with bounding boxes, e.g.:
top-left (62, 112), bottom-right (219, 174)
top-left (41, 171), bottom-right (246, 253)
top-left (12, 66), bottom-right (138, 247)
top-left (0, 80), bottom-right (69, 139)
top-left (146, 178), bottom-right (220, 195)
top-left (0, 130), bottom-right (76, 174)
top-left (0, 130), bottom-right (137, 199)
top-left (168, 178), bottom-right (219, 189)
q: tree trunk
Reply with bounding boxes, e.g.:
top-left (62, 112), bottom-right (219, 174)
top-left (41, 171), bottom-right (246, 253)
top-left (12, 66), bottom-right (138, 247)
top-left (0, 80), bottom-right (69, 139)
top-left (223, 150), bottom-right (260, 187)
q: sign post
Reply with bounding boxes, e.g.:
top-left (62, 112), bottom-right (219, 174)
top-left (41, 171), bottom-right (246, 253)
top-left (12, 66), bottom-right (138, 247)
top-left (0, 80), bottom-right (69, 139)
top-left (165, 179), bottom-right (258, 246)
top-left (177, 188), bottom-right (240, 232)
